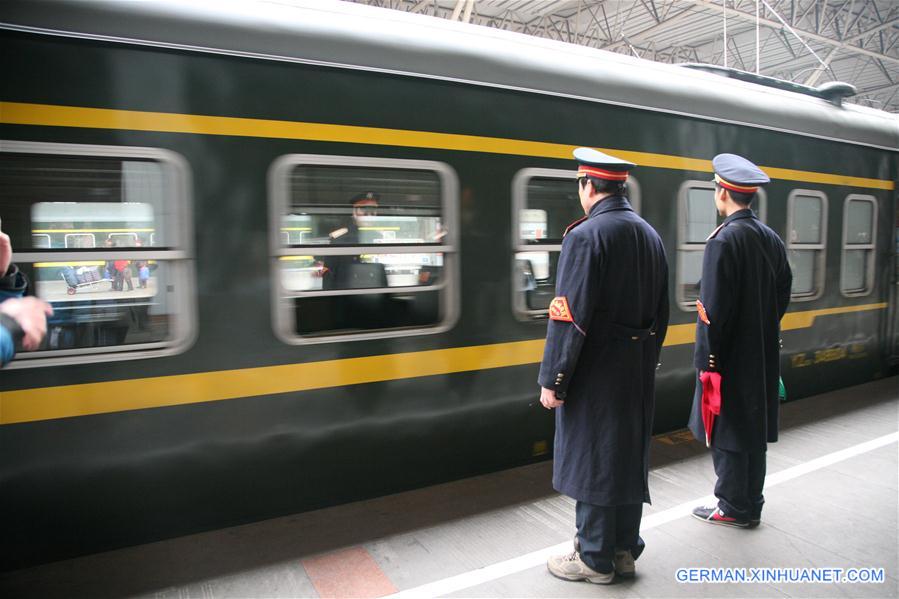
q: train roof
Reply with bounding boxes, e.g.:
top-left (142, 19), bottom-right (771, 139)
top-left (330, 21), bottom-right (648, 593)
top-left (2, 0), bottom-right (897, 152)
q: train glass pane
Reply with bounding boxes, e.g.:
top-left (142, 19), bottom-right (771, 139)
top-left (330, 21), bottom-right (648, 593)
top-left (686, 187), bottom-right (720, 242)
top-left (513, 175), bottom-right (576, 318)
top-left (841, 250), bottom-right (867, 292)
top-left (512, 171), bottom-right (642, 319)
top-left (787, 191), bottom-right (827, 300)
top-left (522, 177), bottom-right (582, 243)
top-left (676, 181), bottom-right (768, 309)
top-left (287, 164), bottom-right (443, 243)
top-left (273, 157), bottom-right (457, 341)
top-left (64, 233), bottom-right (96, 248)
top-left (280, 252), bottom-right (444, 292)
top-left (841, 195), bottom-right (877, 296)
top-left (678, 249), bottom-right (704, 303)
top-left (0, 143), bottom-right (193, 366)
top-left (791, 195), bottom-right (824, 243)
top-left (676, 182), bottom-right (718, 308)
top-left (294, 290), bottom-right (442, 336)
top-left (845, 199), bottom-right (874, 243)
top-left (515, 250), bottom-right (561, 311)
top-left (27, 260), bottom-right (173, 350)
top-left (33, 202), bottom-right (156, 249)
top-left (1, 154), bottom-right (174, 249)
top-left (790, 249), bottom-right (817, 294)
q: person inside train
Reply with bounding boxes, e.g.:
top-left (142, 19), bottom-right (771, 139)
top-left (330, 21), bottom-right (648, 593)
top-left (327, 190), bottom-right (379, 244)
top-left (321, 191), bottom-right (383, 290)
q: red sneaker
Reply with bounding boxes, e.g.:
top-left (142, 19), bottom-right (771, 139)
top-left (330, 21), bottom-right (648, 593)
top-left (691, 504), bottom-right (749, 528)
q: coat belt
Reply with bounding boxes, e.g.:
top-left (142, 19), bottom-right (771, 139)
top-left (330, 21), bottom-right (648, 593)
top-left (592, 321), bottom-right (657, 342)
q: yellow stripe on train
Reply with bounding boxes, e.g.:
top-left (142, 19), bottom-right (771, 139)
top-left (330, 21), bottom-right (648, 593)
top-left (1, 102), bottom-right (894, 190)
top-left (0, 303), bottom-right (888, 425)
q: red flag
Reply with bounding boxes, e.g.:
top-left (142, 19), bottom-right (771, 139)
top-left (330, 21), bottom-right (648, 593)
top-left (700, 371), bottom-right (722, 447)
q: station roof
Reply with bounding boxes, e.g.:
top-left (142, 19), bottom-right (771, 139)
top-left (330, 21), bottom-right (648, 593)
top-left (345, 0), bottom-right (899, 114)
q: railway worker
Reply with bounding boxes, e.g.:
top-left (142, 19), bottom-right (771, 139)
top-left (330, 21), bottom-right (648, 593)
top-left (539, 147), bottom-right (669, 584)
top-left (322, 191), bottom-right (380, 290)
top-left (327, 191), bottom-right (379, 245)
top-left (688, 154), bottom-right (792, 529)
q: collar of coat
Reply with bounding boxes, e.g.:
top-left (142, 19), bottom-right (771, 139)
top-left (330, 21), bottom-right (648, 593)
top-left (722, 207), bottom-right (755, 225)
top-left (589, 194), bottom-right (632, 218)
top-left (706, 208), bottom-right (756, 240)
top-left (563, 195), bottom-right (633, 237)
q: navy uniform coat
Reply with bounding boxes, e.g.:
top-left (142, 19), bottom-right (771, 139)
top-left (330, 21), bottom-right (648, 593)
top-left (539, 195), bottom-right (669, 506)
top-left (688, 209), bottom-right (792, 453)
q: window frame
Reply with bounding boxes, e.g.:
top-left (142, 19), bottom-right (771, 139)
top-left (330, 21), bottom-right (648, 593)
top-left (510, 167), bottom-right (642, 320)
top-left (31, 233), bottom-right (51, 249)
top-left (268, 153), bottom-right (459, 345)
top-left (63, 233), bottom-right (96, 248)
top-left (840, 194), bottom-right (877, 297)
top-left (675, 179), bottom-right (768, 311)
top-left (2, 140), bottom-right (196, 368)
top-left (786, 189), bottom-right (828, 302)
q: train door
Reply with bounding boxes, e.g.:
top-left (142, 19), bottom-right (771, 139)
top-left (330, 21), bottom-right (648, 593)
top-left (889, 198), bottom-right (899, 368)
top-left (886, 196), bottom-right (899, 367)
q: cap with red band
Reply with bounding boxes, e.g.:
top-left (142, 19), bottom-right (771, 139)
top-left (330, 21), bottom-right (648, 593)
top-left (351, 191), bottom-right (380, 207)
top-left (577, 165), bottom-right (629, 181)
top-left (573, 147), bottom-right (635, 181)
top-left (712, 153), bottom-right (769, 194)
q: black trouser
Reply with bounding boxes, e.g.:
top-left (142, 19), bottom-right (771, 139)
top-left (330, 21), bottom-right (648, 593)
top-left (575, 501), bottom-right (645, 574)
top-left (712, 447), bottom-right (766, 521)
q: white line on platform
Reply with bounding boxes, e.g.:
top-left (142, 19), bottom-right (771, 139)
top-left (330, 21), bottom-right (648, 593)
top-left (385, 431), bottom-right (899, 599)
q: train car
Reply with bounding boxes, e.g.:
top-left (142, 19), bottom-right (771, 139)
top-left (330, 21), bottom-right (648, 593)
top-left (1, 0), bottom-right (896, 569)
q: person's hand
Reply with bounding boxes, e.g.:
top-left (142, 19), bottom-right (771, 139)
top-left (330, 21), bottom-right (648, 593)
top-left (540, 387), bottom-right (564, 409)
top-left (1, 297), bottom-right (54, 351)
top-left (0, 230), bottom-right (11, 275)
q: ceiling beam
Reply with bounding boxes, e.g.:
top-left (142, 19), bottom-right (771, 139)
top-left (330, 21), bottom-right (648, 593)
top-left (683, 0), bottom-right (899, 66)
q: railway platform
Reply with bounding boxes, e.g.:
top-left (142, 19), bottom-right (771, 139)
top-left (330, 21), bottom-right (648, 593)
top-left (2, 376), bottom-right (896, 599)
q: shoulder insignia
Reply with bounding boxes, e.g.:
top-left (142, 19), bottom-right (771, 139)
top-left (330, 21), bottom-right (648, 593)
top-left (329, 227), bottom-right (348, 240)
top-left (549, 296), bottom-right (574, 322)
top-left (563, 216), bottom-right (587, 238)
top-left (696, 300), bottom-right (710, 325)
top-left (706, 222), bottom-right (726, 241)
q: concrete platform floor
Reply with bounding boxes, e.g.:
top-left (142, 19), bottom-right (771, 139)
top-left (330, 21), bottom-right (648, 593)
top-left (2, 377), bottom-right (896, 599)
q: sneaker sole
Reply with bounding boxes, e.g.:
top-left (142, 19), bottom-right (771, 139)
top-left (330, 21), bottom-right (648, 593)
top-left (548, 570), bottom-right (615, 585)
top-left (691, 513), bottom-right (749, 528)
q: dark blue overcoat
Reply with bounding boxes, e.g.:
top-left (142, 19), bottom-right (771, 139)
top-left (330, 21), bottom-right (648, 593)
top-left (539, 195), bottom-right (669, 506)
top-left (688, 209), bottom-right (792, 452)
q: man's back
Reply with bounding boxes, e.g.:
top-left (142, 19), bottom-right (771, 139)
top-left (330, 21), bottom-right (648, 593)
top-left (574, 206), bottom-right (668, 339)
top-left (545, 194), bottom-right (669, 505)
top-left (691, 209), bottom-right (791, 451)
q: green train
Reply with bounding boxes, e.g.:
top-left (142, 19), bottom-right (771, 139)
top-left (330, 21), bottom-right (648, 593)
top-left (1, 0), bottom-right (896, 569)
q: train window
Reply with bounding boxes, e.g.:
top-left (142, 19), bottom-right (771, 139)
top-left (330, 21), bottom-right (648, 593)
top-left (787, 190), bottom-right (827, 301)
top-left (840, 195), bottom-right (877, 296)
top-left (270, 155), bottom-right (458, 343)
top-left (676, 180), bottom-right (767, 310)
top-left (0, 141), bottom-right (194, 367)
top-left (511, 167), bottom-right (641, 318)
top-left (64, 233), bottom-right (96, 248)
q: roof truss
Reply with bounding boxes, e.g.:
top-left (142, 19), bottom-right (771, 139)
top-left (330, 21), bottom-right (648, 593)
top-left (347, 0), bottom-right (899, 112)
